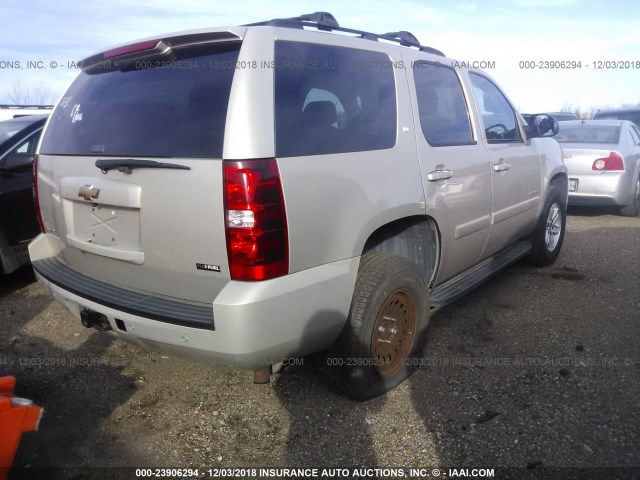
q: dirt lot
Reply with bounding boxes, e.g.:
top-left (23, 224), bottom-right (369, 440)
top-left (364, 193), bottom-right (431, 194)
top-left (1, 208), bottom-right (639, 479)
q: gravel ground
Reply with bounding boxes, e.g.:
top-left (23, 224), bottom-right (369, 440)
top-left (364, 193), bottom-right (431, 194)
top-left (1, 207), bottom-right (639, 480)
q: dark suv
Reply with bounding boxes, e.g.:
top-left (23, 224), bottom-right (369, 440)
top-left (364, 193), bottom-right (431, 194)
top-left (0, 114), bottom-right (47, 274)
top-left (593, 108), bottom-right (640, 128)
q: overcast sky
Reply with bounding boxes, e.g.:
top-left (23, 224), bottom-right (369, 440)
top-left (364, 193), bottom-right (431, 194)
top-left (1, 0), bottom-right (639, 113)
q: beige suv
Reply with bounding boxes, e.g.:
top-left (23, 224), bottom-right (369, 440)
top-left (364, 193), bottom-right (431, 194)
top-left (30, 12), bottom-right (567, 400)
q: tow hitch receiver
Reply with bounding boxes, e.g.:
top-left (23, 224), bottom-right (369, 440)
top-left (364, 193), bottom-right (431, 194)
top-left (80, 309), bottom-right (112, 331)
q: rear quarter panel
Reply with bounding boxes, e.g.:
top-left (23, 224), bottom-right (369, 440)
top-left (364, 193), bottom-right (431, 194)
top-left (234, 28), bottom-right (426, 274)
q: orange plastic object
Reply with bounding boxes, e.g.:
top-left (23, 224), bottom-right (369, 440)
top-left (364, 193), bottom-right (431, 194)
top-left (0, 376), bottom-right (43, 480)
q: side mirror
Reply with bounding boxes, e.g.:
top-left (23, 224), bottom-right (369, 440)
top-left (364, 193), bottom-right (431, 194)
top-left (523, 114), bottom-right (560, 138)
top-left (0, 152), bottom-right (35, 170)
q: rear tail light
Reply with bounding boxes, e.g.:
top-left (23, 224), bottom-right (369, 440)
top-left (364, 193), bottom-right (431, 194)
top-left (103, 40), bottom-right (160, 59)
top-left (33, 154), bottom-right (45, 233)
top-left (81, 40), bottom-right (169, 71)
top-left (592, 152), bottom-right (624, 171)
top-left (223, 158), bottom-right (288, 281)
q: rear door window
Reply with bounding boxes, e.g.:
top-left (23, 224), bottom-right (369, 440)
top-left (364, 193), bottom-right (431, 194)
top-left (39, 43), bottom-right (241, 158)
top-left (275, 41), bottom-right (397, 157)
top-left (413, 62), bottom-right (474, 146)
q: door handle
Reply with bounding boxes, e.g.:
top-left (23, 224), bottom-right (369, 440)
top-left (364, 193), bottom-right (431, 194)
top-left (493, 162), bottom-right (510, 172)
top-left (427, 169), bottom-right (453, 181)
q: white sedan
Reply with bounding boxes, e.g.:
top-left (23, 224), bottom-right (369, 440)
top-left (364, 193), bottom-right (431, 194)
top-left (556, 119), bottom-right (640, 216)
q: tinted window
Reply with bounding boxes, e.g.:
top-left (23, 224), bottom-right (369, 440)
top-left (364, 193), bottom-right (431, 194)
top-left (0, 129), bottom-right (42, 169)
top-left (413, 62), bottom-right (473, 146)
top-left (15, 130), bottom-right (40, 154)
top-left (275, 42), bottom-right (396, 157)
top-left (0, 120), bottom-right (34, 144)
top-left (470, 74), bottom-right (520, 143)
top-left (555, 124), bottom-right (621, 144)
top-left (40, 43), bottom-right (240, 158)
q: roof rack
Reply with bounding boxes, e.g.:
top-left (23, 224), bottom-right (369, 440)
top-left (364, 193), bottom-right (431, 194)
top-left (384, 31), bottom-right (420, 48)
top-left (246, 11), bottom-right (445, 57)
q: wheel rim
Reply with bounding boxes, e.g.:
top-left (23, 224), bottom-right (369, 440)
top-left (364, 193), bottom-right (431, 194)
top-left (544, 202), bottom-right (562, 253)
top-left (371, 288), bottom-right (417, 377)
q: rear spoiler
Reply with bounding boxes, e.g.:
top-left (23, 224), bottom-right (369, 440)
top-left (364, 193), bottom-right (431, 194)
top-left (79, 31), bottom-right (241, 72)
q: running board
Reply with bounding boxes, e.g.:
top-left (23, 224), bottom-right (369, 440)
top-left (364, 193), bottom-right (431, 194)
top-left (430, 240), bottom-right (532, 307)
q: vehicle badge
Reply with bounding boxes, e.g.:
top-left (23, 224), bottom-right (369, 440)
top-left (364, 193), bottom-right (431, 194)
top-left (78, 184), bottom-right (100, 201)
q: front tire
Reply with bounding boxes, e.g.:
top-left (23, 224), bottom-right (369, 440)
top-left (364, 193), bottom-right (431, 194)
top-left (317, 253), bottom-right (430, 401)
top-left (527, 182), bottom-right (567, 266)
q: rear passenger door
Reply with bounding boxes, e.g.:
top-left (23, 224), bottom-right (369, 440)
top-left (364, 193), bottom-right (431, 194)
top-left (469, 73), bottom-right (541, 258)
top-left (411, 61), bottom-right (492, 283)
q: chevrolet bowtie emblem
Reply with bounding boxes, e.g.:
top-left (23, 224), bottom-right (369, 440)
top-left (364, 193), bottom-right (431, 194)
top-left (78, 184), bottom-right (100, 201)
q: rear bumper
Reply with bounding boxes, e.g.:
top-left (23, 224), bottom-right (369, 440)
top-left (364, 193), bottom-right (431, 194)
top-left (29, 234), bottom-right (357, 368)
top-left (568, 171), bottom-right (633, 206)
top-left (32, 257), bottom-right (215, 329)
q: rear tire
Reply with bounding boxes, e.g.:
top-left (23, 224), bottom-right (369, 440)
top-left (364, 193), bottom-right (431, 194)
top-left (317, 253), bottom-right (430, 401)
top-left (620, 177), bottom-right (640, 217)
top-left (526, 181), bottom-right (567, 266)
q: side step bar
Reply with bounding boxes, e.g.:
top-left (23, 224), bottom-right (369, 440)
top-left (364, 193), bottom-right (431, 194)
top-left (430, 240), bottom-right (532, 307)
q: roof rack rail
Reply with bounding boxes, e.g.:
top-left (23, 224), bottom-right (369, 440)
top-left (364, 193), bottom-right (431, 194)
top-left (246, 11), bottom-right (445, 56)
top-left (245, 11), bottom-right (338, 31)
top-left (383, 31), bottom-right (420, 48)
top-left (419, 45), bottom-right (446, 56)
top-left (293, 12), bottom-right (339, 29)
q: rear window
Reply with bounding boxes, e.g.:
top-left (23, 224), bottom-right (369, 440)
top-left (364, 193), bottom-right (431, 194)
top-left (275, 41), bottom-right (397, 157)
top-left (40, 43), bottom-right (240, 158)
top-left (0, 120), bottom-right (33, 144)
top-left (555, 124), bottom-right (620, 144)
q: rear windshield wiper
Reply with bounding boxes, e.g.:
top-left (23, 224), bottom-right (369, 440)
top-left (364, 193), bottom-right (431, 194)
top-left (95, 159), bottom-right (191, 174)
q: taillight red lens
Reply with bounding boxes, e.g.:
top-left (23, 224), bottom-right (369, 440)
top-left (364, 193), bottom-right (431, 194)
top-left (33, 154), bottom-right (44, 233)
top-left (223, 159), bottom-right (288, 281)
top-left (592, 152), bottom-right (624, 171)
